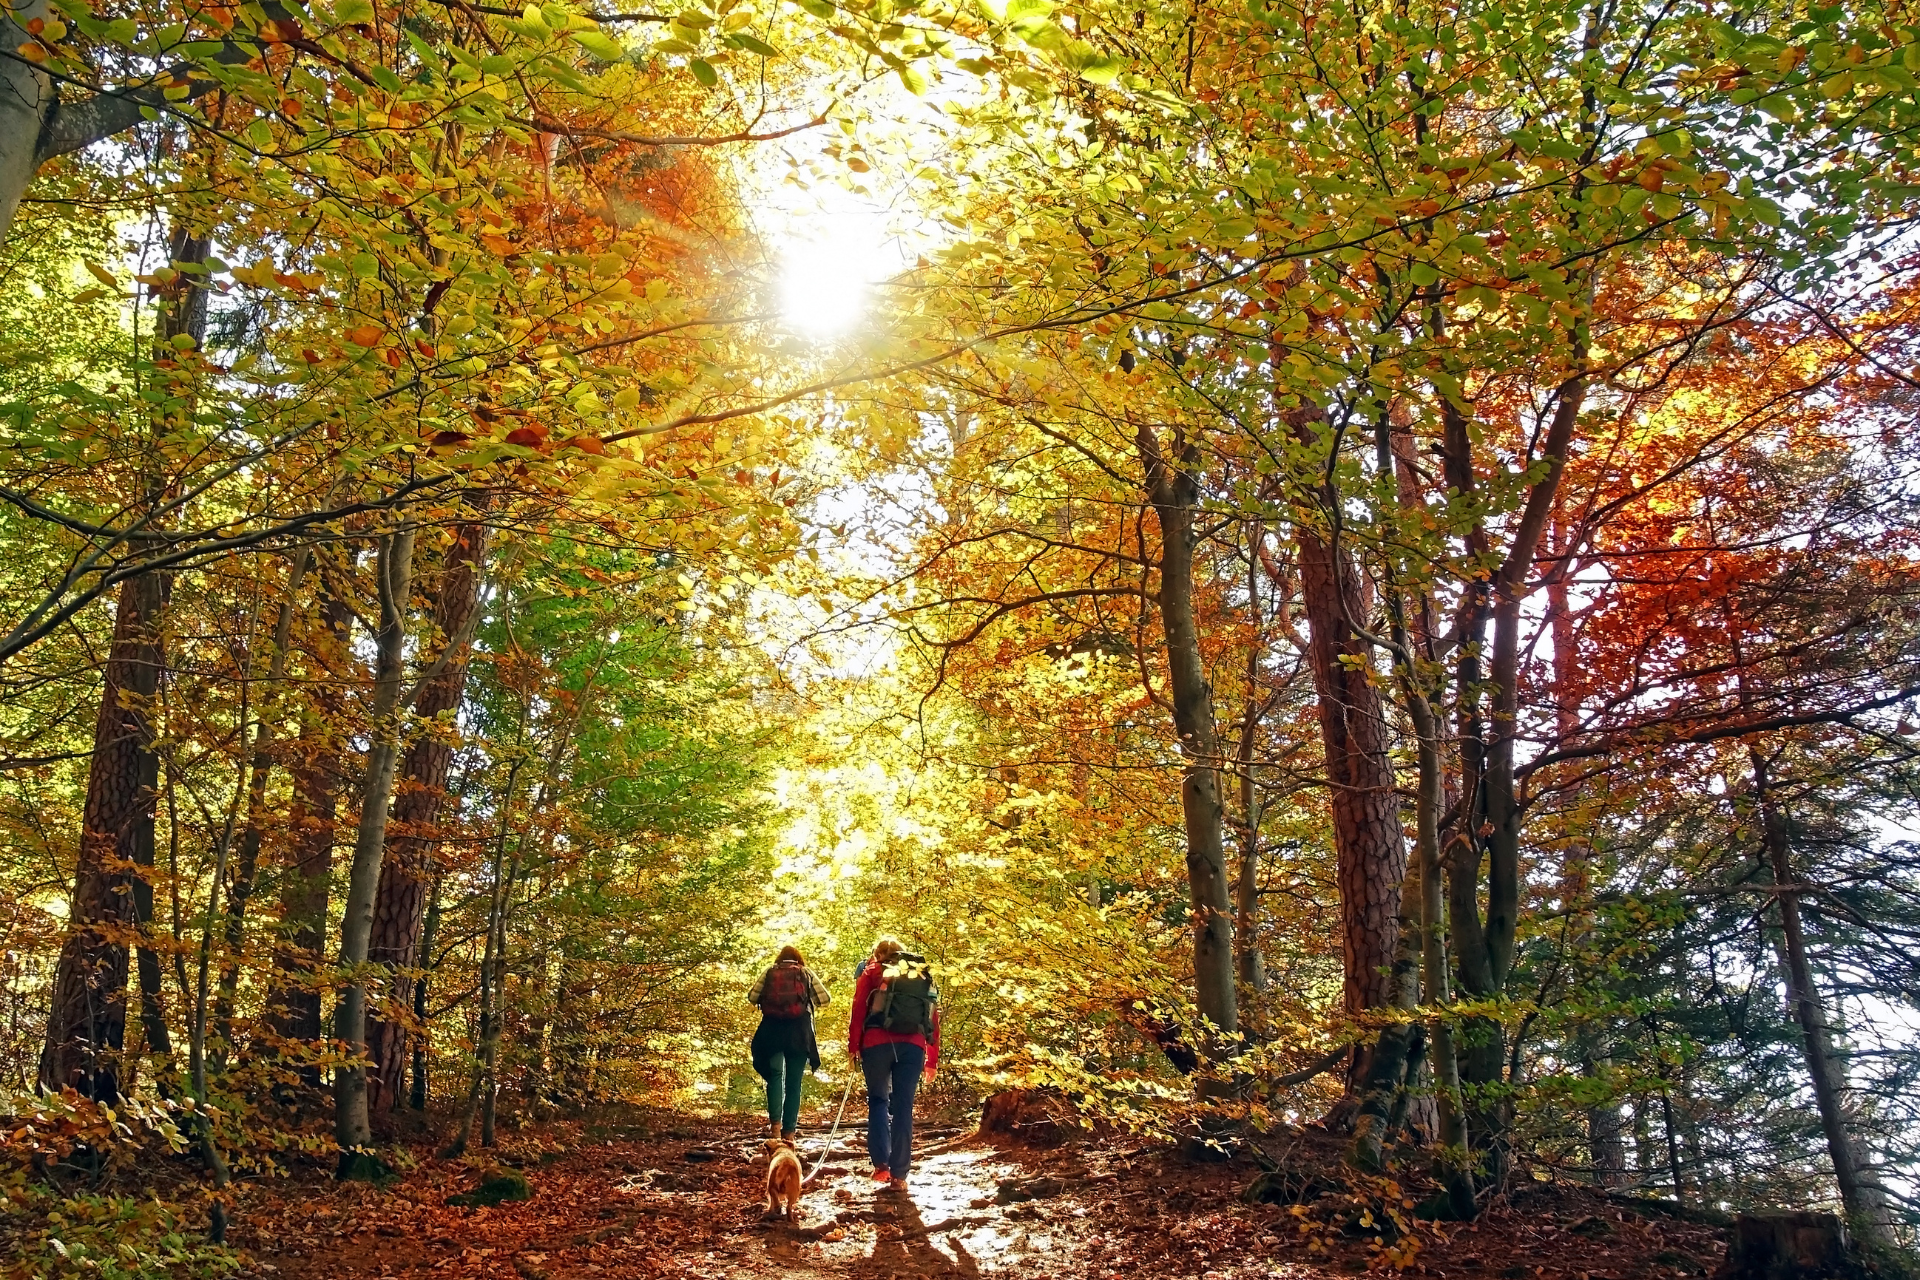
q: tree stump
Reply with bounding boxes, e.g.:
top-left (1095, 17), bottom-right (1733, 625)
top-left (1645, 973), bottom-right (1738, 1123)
top-left (1717, 1212), bottom-right (1863, 1280)
top-left (977, 1089), bottom-right (1076, 1147)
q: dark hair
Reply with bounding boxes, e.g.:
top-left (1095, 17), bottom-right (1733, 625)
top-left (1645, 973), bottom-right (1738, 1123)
top-left (776, 945), bottom-right (805, 965)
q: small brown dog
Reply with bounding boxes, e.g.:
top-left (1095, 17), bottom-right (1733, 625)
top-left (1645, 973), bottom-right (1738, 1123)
top-left (762, 1138), bottom-right (804, 1222)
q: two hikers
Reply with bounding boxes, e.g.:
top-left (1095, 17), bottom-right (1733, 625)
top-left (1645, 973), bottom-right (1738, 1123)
top-left (749, 936), bottom-right (942, 1188)
top-left (849, 937), bottom-right (940, 1188)
top-left (749, 945), bottom-right (831, 1140)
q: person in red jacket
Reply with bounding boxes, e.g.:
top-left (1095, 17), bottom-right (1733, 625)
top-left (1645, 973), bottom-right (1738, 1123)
top-left (848, 936), bottom-right (940, 1188)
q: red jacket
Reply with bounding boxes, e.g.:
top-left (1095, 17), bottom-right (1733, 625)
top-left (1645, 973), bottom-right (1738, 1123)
top-left (848, 959), bottom-right (940, 1072)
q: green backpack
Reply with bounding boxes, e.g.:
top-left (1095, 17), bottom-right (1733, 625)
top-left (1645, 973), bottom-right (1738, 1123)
top-left (865, 953), bottom-right (937, 1036)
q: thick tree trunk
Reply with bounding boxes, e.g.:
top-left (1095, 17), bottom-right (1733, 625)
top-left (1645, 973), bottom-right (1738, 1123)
top-left (366, 515), bottom-right (490, 1127)
top-left (334, 528), bottom-right (415, 1172)
top-left (1135, 422), bottom-right (1238, 1045)
top-left (39, 570), bottom-right (169, 1098)
top-left (1752, 751), bottom-right (1894, 1246)
top-left (39, 227), bottom-right (208, 1099)
top-left (1291, 520), bottom-right (1405, 1018)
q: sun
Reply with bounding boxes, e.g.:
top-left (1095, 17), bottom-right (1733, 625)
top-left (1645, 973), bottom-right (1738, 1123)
top-left (778, 224), bottom-right (882, 338)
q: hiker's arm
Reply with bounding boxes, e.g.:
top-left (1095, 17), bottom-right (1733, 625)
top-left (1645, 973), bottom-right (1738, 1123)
top-left (807, 969), bottom-right (831, 1008)
top-left (848, 966), bottom-right (872, 1060)
top-left (747, 969), bottom-right (766, 1006)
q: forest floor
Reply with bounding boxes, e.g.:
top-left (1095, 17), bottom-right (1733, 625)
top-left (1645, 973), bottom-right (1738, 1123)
top-left (225, 1105), bottom-right (1730, 1280)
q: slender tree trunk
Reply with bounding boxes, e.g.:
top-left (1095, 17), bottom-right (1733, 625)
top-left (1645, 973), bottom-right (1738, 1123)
top-left (1751, 751), bottom-right (1894, 1245)
top-left (1546, 552), bottom-right (1627, 1188)
top-left (1234, 524), bottom-right (1267, 993)
top-left (367, 514), bottom-right (490, 1127)
top-left (189, 678), bottom-right (252, 1244)
top-left (409, 870), bottom-right (443, 1111)
top-left (211, 548), bottom-right (314, 1069)
top-left (445, 759), bottom-right (524, 1159)
top-left (334, 527), bottom-right (415, 1174)
top-left (1135, 421), bottom-right (1237, 1045)
top-left (264, 586), bottom-right (352, 1082)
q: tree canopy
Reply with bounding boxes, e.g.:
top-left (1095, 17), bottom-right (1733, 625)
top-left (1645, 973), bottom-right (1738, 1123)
top-left (2, 0), bottom-right (1919, 1264)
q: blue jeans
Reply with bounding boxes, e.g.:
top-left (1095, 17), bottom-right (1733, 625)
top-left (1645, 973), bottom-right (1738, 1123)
top-left (762, 1051), bottom-right (807, 1133)
top-left (860, 1041), bottom-right (925, 1178)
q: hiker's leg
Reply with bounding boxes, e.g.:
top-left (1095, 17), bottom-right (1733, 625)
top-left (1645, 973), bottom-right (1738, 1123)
top-left (763, 1054), bottom-right (786, 1134)
top-left (781, 1051), bottom-right (806, 1135)
top-left (887, 1043), bottom-right (925, 1180)
top-left (860, 1044), bottom-right (894, 1171)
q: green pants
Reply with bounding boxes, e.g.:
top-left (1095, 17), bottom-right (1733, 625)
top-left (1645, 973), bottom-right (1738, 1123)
top-left (763, 1051), bottom-right (807, 1133)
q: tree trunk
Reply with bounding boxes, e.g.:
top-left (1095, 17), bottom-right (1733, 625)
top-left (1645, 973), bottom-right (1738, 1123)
top-left (367, 514), bottom-right (490, 1127)
top-left (1752, 750), bottom-right (1895, 1246)
top-left (334, 527), bottom-right (415, 1173)
top-left (1234, 524), bottom-right (1267, 993)
top-left (264, 586), bottom-right (352, 1080)
top-left (1545, 542), bottom-right (1627, 1187)
top-left (39, 570), bottom-right (169, 1099)
top-left (1290, 529), bottom-right (1405, 1021)
top-left (38, 226), bottom-right (208, 1099)
top-left (409, 871), bottom-right (443, 1111)
top-left (1135, 421), bottom-right (1238, 1045)
top-left (212, 548), bottom-right (314, 1069)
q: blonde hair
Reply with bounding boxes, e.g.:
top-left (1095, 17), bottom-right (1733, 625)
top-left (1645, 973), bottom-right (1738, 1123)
top-left (871, 936), bottom-right (904, 962)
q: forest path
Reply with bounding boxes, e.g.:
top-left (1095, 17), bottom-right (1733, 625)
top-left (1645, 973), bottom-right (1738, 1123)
top-left (233, 1106), bottom-right (1320, 1279)
top-left (232, 1106), bottom-right (1724, 1280)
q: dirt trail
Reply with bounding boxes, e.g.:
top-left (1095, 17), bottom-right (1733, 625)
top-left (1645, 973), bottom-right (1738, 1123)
top-left (232, 1109), bottom-right (1727, 1280)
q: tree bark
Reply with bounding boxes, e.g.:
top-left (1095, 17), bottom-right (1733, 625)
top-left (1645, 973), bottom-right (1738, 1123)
top-left (38, 225), bottom-right (208, 1099)
top-left (212, 548), bottom-right (314, 1069)
top-left (1752, 750), bottom-right (1895, 1246)
top-left (366, 514), bottom-right (490, 1127)
top-left (1234, 524), bottom-right (1267, 993)
top-left (409, 870), bottom-right (443, 1111)
top-left (264, 585), bottom-right (352, 1078)
top-left (334, 527), bottom-right (415, 1172)
top-left (1285, 495), bottom-right (1405, 1017)
top-left (39, 570), bottom-right (169, 1099)
top-left (1135, 421), bottom-right (1238, 1045)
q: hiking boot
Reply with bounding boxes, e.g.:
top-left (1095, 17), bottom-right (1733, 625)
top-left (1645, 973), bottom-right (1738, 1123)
top-left (782, 1131), bottom-right (797, 1142)
top-left (871, 1168), bottom-right (892, 1185)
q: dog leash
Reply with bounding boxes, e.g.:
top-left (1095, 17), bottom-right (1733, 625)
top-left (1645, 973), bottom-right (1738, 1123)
top-left (802, 1076), bottom-right (853, 1186)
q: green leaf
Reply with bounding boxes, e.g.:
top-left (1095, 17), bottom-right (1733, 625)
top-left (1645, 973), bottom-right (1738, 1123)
top-left (689, 56), bottom-right (718, 84)
top-left (335, 0), bottom-right (374, 23)
top-left (1408, 262), bottom-right (1440, 286)
top-left (571, 28), bottom-right (626, 59)
top-left (1078, 54), bottom-right (1122, 85)
top-left (796, 0), bottom-right (834, 15)
top-left (725, 30), bottom-right (779, 55)
top-left (652, 36), bottom-right (696, 52)
top-left (897, 62), bottom-right (928, 93)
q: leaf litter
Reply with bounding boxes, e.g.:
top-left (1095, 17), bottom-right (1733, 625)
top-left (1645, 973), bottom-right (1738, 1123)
top-left (225, 1110), bottom-right (1728, 1280)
